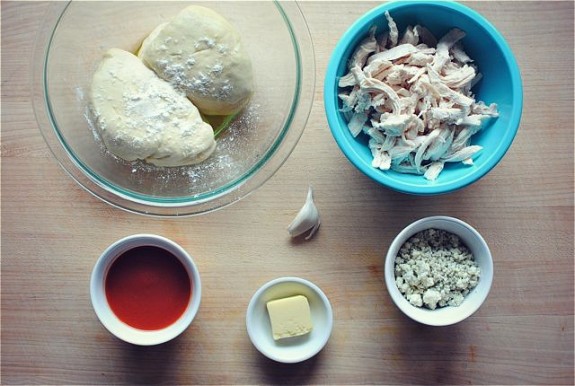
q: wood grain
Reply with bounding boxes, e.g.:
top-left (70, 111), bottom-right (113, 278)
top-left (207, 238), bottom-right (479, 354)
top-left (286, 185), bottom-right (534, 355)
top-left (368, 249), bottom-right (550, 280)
top-left (1, 1), bottom-right (573, 384)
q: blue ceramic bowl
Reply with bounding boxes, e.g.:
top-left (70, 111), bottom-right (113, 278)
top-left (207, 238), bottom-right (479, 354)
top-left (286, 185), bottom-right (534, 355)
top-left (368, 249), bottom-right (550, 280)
top-left (324, 1), bottom-right (522, 195)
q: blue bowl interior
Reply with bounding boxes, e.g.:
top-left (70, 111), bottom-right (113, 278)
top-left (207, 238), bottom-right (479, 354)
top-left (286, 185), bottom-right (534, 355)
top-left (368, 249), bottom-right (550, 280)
top-left (325, 1), bottom-right (522, 195)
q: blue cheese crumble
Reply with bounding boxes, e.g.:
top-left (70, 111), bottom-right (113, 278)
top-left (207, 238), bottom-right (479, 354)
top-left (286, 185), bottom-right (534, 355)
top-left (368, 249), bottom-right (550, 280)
top-left (394, 228), bottom-right (480, 310)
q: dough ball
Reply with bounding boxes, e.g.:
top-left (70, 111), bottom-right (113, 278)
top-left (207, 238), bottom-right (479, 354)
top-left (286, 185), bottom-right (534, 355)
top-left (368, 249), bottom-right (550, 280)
top-left (138, 5), bottom-right (254, 116)
top-left (90, 48), bottom-right (216, 167)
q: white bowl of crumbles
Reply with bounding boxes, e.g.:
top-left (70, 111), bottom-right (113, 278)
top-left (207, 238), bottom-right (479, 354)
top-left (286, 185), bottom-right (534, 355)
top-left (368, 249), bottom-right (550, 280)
top-left (384, 216), bottom-right (493, 326)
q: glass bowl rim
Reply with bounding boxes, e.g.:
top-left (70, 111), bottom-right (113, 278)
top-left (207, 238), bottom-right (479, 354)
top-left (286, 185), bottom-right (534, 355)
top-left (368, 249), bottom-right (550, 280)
top-left (33, 0), bottom-right (316, 216)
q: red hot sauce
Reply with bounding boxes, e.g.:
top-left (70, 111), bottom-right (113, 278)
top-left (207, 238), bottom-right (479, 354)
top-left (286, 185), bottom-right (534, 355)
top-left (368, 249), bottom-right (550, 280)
top-left (105, 245), bottom-right (191, 330)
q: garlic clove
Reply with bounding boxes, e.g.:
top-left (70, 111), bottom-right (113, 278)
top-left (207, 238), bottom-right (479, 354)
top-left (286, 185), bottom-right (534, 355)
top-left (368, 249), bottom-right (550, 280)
top-left (288, 186), bottom-right (321, 240)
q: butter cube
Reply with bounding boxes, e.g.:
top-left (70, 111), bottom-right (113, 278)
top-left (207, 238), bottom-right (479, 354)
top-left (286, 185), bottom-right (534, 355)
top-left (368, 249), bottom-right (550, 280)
top-left (266, 295), bottom-right (313, 340)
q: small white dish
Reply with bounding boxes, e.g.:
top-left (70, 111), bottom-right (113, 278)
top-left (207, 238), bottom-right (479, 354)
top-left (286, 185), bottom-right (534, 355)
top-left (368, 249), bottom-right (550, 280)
top-left (385, 216), bottom-right (493, 326)
top-left (246, 277), bottom-right (333, 363)
top-left (90, 234), bottom-right (201, 345)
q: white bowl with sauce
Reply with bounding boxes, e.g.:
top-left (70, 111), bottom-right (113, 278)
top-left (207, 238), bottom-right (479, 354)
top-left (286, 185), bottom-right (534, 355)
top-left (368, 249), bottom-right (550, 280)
top-left (384, 216), bottom-right (493, 326)
top-left (246, 277), bottom-right (333, 363)
top-left (90, 234), bottom-right (201, 345)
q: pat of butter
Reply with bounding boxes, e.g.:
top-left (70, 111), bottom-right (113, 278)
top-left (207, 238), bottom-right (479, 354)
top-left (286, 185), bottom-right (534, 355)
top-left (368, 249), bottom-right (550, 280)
top-left (266, 295), bottom-right (313, 340)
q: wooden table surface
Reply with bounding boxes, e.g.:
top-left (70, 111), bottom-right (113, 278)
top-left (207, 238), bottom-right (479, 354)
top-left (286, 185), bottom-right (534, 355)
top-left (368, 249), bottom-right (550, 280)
top-left (2, 1), bottom-right (573, 384)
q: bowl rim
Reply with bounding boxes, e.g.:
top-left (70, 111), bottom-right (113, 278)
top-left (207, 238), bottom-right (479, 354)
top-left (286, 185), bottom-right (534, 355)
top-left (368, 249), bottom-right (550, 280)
top-left (384, 216), bottom-right (494, 326)
top-left (33, 1), bottom-right (315, 216)
top-left (245, 276), bottom-right (333, 363)
top-left (90, 234), bottom-right (202, 345)
top-left (324, 0), bottom-right (523, 195)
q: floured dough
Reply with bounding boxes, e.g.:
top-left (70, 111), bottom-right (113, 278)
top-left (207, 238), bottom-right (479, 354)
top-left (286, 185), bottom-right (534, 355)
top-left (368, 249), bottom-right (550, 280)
top-left (138, 5), bottom-right (254, 116)
top-left (90, 48), bottom-right (216, 167)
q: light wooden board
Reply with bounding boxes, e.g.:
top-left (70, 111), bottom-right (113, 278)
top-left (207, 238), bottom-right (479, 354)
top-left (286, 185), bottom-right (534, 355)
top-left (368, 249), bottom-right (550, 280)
top-left (1, 1), bottom-right (573, 384)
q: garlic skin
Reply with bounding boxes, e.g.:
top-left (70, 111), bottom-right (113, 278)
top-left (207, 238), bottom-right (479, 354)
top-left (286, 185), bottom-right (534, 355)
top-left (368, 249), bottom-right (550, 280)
top-left (287, 186), bottom-right (321, 240)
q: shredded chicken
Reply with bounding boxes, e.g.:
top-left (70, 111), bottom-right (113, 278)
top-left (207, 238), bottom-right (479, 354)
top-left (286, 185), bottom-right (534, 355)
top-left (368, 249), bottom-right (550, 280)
top-left (338, 11), bottom-right (498, 181)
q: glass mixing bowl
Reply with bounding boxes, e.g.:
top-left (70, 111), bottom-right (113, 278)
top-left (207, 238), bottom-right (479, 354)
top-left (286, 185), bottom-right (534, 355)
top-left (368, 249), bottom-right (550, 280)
top-left (33, 1), bottom-right (315, 216)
